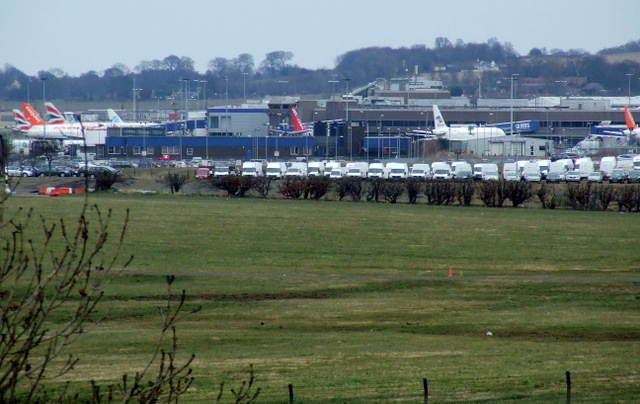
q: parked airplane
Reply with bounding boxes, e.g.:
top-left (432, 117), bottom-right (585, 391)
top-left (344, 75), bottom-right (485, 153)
top-left (432, 105), bottom-right (506, 140)
top-left (291, 106), bottom-right (312, 134)
top-left (12, 109), bottom-right (31, 131)
top-left (44, 102), bottom-right (66, 124)
top-left (107, 109), bottom-right (159, 127)
top-left (16, 103), bottom-right (86, 139)
top-left (623, 106), bottom-right (640, 139)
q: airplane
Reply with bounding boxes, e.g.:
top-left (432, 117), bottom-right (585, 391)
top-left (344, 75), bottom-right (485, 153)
top-left (12, 109), bottom-right (32, 131)
top-left (432, 105), bottom-right (506, 140)
top-left (107, 109), bottom-right (159, 127)
top-left (16, 103), bottom-right (87, 139)
top-left (271, 106), bottom-right (313, 136)
top-left (291, 106), bottom-right (312, 134)
top-left (623, 106), bottom-right (640, 139)
top-left (44, 102), bottom-right (66, 124)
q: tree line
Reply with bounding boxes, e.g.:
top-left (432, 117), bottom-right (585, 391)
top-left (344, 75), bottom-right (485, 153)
top-left (1, 38), bottom-right (639, 104)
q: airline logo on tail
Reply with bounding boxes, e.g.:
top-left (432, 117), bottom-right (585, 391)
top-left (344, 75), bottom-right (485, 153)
top-left (291, 106), bottom-right (310, 132)
top-left (45, 102), bottom-right (66, 124)
top-left (432, 105), bottom-right (448, 134)
top-left (13, 109), bottom-right (31, 130)
top-left (108, 109), bottom-right (125, 124)
top-left (22, 103), bottom-right (45, 126)
top-left (624, 106), bottom-right (638, 131)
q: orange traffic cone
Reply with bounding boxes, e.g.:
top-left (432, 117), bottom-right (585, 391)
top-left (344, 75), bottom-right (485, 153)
top-left (448, 266), bottom-right (453, 278)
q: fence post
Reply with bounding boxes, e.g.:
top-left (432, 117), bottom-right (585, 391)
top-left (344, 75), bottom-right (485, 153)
top-left (288, 383), bottom-right (294, 404)
top-left (566, 371), bottom-right (571, 404)
top-left (423, 377), bottom-right (429, 404)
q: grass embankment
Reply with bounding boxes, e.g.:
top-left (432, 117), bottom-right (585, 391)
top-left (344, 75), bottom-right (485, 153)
top-left (4, 195), bottom-right (640, 402)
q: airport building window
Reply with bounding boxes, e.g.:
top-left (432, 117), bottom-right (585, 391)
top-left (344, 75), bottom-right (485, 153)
top-left (133, 146), bottom-right (142, 155)
top-left (108, 146), bottom-right (118, 154)
top-left (161, 146), bottom-right (180, 155)
top-left (290, 147), bottom-right (300, 156)
top-left (186, 148), bottom-right (193, 156)
top-left (146, 146), bottom-right (154, 155)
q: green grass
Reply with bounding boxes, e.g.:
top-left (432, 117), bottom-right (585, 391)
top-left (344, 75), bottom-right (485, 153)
top-left (3, 194), bottom-right (640, 402)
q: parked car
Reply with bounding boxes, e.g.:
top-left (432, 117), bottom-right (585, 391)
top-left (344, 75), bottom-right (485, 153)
top-left (545, 171), bottom-right (565, 183)
top-left (627, 170), bottom-right (640, 183)
top-left (6, 166), bottom-right (34, 177)
top-left (565, 170), bottom-right (581, 182)
top-left (587, 171), bottom-right (604, 183)
top-left (46, 166), bottom-right (79, 177)
top-left (608, 169), bottom-right (627, 184)
top-left (77, 166), bottom-right (122, 178)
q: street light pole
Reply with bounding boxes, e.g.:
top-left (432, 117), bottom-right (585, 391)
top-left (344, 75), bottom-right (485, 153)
top-left (344, 78), bottom-right (352, 160)
top-left (40, 76), bottom-right (47, 141)
top-left (627, 73), bottom-right (634, 106)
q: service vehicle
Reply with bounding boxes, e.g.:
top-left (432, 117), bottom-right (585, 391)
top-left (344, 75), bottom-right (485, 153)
top-left (409, 163), bottom-right (431, 179)
top-left (386, 162), bottom-right (409, 179)
top-left (266, 162), bottom-right (287, 179)
top-left (431, 162), bottom-right (452, 180)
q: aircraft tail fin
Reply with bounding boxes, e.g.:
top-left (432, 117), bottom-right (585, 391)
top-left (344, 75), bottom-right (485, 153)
top-left (432, 105), bottom-right (448, 132)
top-left (22, 103), bottom-right (45, 126)
top-left (108, 109), bottom-right (125, 124)
top-left (291, 106), bottom-right (307, 132)
top-left (624, 106), bottom-right (638, 130)
top-left (45, 102), bottom-right (66, 124)
top-left (13, 109), bottom-right (31, 130)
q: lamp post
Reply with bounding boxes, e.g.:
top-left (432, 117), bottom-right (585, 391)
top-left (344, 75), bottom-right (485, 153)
top-left (132, 78), bottom-right (142, 122)
top-left (278, 80), bottom-right (288, 96)
top-left (40, 76), bottom-right (47, 141)
top-left (225, 76), bottom-right (228, 136)
top-left (627, 73), bottom-right (634, 106)
top-left (328, 76), bottom-right (338, 100)
top-left (242, 72), bottom-right (248, 100)
top-left (344, 78), bottom-right (352, 160)
top-left (200, 79), bottom-right (207, 109)
top-left (379, 114), bottom-right (383, 159)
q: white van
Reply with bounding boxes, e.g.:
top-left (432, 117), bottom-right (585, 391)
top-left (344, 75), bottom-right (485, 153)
top-left (285, 162), bottom-right (308, 177)
top-left (598, 156), bottom-right (617, 179)
top-left (242, 161), bottom-right (263, 177)
top-left (307, 162), bottom-right (325, 177)
top-left (574, 157), bottom-right (594, 179)
top-left (346, 162), bottom-right (369, 178)
top-left (481, 163), bottom-right (499, 181)
top-left (266, 162), bottom-right (287, 179)
top-left (368, 163), bottom-right (388, 179)
top-left (386, 162), bottom-right (409, 179)
top-left (410, 163), bottom-right (432, 179)
top-left (431, 162), bottom-right (452, 180)
top-left (452, 162), bottom-right (472, 179)
top-left (522, 162), bottom-right (541, 182)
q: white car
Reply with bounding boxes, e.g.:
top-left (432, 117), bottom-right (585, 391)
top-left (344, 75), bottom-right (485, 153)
top-left (7, 166), bottom-right (34, 177)
top-left (587, 171), bottom-right (604, 183)
top-left (565, 170), bottom-right (581, 182)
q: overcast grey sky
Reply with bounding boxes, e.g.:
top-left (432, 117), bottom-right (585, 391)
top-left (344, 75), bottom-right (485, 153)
top-left (3, 0), bottom-right (638, 77)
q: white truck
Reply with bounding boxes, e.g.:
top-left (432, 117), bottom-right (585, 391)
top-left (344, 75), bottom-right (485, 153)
top-left (346, 162), bottom-right (369, 178)
top-left (368, 162), bottom-right (388, 179)
top-left (409, 163), bottom-right (431, 179)
top-left (241, 161), bottom-right (264, 176)
top-left (266, 162), bottom-right (287, 179)
top-left (386, 162), bottom-right (409, 179)
top-left (481, 163), bottom-right (500, 181)
top-left (431, 162), bottom-right (452, 180)
top-left (307, 161), bottom-right (325, 177)
top-left (285, 161), bottom-right (308, 177)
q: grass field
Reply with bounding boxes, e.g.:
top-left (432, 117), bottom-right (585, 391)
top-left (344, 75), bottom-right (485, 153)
top-left (3, 194), bottom-right (640, 402)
